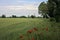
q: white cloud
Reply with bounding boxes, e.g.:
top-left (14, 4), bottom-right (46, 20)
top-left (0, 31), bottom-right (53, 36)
top-left (0, 5), bottom-right (37, 10)
top-left (0, 5), bottom-right (39, 17)
top-left (0, 0), bottom-right (47, 17)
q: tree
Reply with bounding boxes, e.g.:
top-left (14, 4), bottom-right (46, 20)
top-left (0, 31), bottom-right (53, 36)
top-left (53, 0), bottom-right (60, 22)
top-left (38, 0), bottom-right (60, 22)
top-left (2, 14), bottom-right (6, 18)
top-left (20, 16), bottom-right (27, 18)
top-left (48, 0), bottom-right (60, 22)
top-left (12, 15), bottom-right (17, 18)
top-left (47, 0), bottom-right (55, 18)
top-left (38, 2), bottom-right (48, 18)
top-left (31, 15), bottom-right (35, 18)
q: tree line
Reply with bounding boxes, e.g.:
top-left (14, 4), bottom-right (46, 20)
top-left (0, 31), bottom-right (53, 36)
top-left (38, 0), bottom-right (60, 22)
top-left (0, 14), bottom-right (41, 18)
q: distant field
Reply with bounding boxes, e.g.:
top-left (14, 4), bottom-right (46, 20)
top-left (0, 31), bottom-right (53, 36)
top-left (0, 18), bottom-right (60, 40)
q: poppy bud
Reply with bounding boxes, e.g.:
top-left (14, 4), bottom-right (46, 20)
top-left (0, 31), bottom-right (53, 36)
top-left (33, 27), bottom-right (38, 31)
top-left (46, 27), bottom-right (48, 31)
top-left (20, 35), bottom-right (23, 39)
top-left (27, 30), bottom-right (33, 34)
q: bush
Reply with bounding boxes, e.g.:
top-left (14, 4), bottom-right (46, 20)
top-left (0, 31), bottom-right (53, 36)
top-left (50, 18), bottom-right (56, 22)
top-left (55, 15), bottom-right (60, 22)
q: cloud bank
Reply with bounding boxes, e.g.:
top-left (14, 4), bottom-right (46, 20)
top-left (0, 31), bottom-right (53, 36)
top-left (0, 0), bottom-right (47, 17)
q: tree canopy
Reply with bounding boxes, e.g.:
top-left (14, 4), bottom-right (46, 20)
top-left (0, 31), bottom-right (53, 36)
top-left (38, 2), bottom-right (48, 18)
top-left (38, 0), bottom-right (60, 22)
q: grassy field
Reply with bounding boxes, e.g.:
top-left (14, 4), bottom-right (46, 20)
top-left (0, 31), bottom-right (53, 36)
top-left (0, 18), bottom-right (60, 40)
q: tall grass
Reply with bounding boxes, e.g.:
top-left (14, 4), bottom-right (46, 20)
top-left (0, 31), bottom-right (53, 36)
top-left (0, 18), bottom-right (60, 40)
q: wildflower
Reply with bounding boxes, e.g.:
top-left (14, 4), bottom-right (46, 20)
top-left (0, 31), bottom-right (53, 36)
top-left (32, 37), bottom-right (35, 40)
top-left (46, 27), bottom-right (48, 31)
top-left (27, 30), bottom-right (33, 34)
top-left (33, 27), bottom-right (38, 31)
top-left (20, 35), bottom-right (23, 39)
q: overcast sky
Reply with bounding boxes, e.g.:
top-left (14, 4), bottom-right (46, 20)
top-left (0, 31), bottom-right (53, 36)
top-left (0, 0), bottom-right (47, 17)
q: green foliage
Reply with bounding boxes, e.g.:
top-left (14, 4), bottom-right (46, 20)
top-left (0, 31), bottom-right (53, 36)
top-left (12, 15), bottom-right (17, 18)
top-left (38, 2), bottom-right (48, 18)
top-left (47, 0), bottom-right (55, 17)
top-left (38, 0), bottom-right (60, 22)
top-left (38, 2), bottom-right (48, 14)
top-left (50, 18), bottom-right (56, 22)
top-left (38, 2), bottom-right (48, 13)
top-left (31, 15), bottom-right (35, 18)
top-left (47, 0), bottom-right (60, 22)
top-left (20, 16), bottom-right (27, 18)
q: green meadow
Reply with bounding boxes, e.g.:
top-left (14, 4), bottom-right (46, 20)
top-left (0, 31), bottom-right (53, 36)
top-left (0, 18), bottom-right (60, 40)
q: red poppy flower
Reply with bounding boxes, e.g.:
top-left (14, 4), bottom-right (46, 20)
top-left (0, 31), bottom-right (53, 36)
top-left (46, 27), bottom-right (48, 31)
top-left (20, 35), bottom-right (23, 39)
top-left (33, 27), bottom-right (38, 31)
top-left (27, 30), bottom-right (33, 34)
top-left (32, 37), bottom-right (35, 40)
